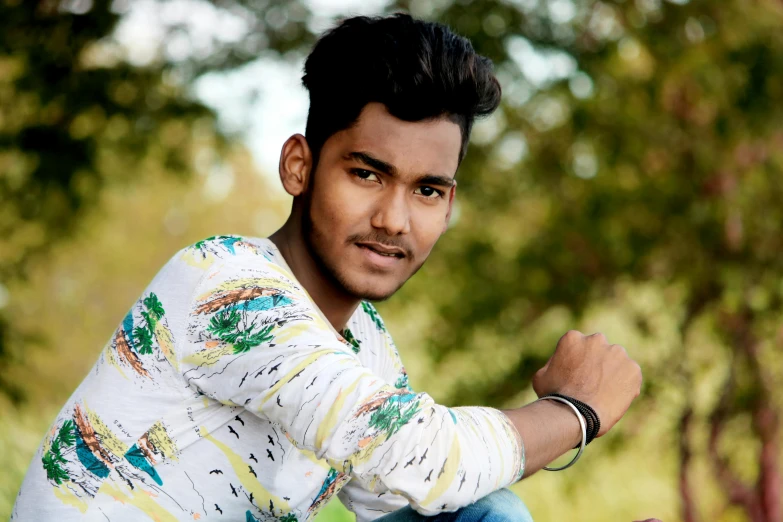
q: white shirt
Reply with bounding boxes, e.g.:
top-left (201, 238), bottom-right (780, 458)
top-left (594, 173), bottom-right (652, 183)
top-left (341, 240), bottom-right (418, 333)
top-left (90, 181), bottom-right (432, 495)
top-left (13, 236), bottom-right (524, 521)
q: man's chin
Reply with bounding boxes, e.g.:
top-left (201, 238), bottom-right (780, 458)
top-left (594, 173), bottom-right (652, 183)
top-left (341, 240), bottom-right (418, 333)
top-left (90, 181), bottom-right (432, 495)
top-left (341, 275), bottom-right (403, 302)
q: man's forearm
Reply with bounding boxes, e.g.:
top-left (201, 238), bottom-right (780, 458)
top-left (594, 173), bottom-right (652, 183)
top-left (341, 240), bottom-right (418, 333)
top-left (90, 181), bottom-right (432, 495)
top-left (501, 399), bottom-right (583, 477)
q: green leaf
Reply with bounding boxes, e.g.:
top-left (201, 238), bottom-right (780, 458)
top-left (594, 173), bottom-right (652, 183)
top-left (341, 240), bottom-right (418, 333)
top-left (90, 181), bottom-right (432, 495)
top-left (342, 328), bottom-right (361, 354)
top-left (49, 437), bottom-right (63, 463)
top-left (58, 419), bottom-right (76, 447)
top-left (133, 325), bottom-right (154, 355)
top-left (233, 324), bottom-right (275, 354)
top-left (368, 394), bottom-right (421, 439)
top-left (361, 301), bottom-right (385, 332)
top-left (143, 293), bottom-right (165, 320)
top-left (207, 309), bottom-right (242, 343)
top-left (42, 419), bottom-right (76, 484)
top-left (42, 450), bottom-right (70, 485)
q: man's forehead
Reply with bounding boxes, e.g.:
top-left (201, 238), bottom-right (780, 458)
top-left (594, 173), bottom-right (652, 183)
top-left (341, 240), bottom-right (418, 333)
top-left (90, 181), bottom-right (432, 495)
top-left (339, 104), bottom-right (461, 178)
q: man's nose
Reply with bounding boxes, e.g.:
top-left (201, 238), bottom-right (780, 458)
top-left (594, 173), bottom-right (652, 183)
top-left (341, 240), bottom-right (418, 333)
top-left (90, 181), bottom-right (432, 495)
top-left (370, 188), bottom-right (411, 236)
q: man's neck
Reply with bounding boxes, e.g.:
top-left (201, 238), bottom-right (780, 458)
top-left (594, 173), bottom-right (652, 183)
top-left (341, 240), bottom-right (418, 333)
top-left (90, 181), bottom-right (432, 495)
top-left (269, 219), bottom-right (359, 333)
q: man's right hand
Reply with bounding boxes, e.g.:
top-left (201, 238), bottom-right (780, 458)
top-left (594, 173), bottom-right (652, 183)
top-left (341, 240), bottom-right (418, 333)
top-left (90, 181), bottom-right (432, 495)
top-left (531, 330), bottom-right (643, 437)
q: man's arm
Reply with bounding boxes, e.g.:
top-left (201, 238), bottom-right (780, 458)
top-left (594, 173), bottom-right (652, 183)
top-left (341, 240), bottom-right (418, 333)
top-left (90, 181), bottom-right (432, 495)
top-left (180, 257), bottom-right (641, 514)
top-left (506, 330), bottom-right (643, 477)
top-left (337, 481), bottom-right (410, 521)
top-left (366, 320), bottom-right (642, 481)
top-left (180, 257), bottom-right (524, 515)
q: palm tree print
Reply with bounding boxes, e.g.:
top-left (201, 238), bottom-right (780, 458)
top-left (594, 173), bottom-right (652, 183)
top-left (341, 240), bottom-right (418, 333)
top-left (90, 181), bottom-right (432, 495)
top-left (368, 393), bottom-right (421, 439)
top-left (132, 324), bottom-right (154, 355)
top-left (361, 301), bottom-right (385, 332)
top-left (342, 328), bottom-right (361, 354)
top-left (206, 309), bottom-right (275, 354)
top-left (207, 309), bottom-right (242, 343)
top-left (233, 323), bottom-right (274, 354)
top-left (193, 235), bottom-right (243, 255)
top-left (42, 419), bottom-right (76, 484)
top-left (143, 294), bottom-right (165, 322)
top-left (131, 293), bottom-right (166, 355)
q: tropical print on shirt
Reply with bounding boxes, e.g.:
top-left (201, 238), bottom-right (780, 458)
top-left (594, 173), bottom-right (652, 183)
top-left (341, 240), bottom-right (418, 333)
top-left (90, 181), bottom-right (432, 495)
top-left (13, 236), bottom-right (524, 522)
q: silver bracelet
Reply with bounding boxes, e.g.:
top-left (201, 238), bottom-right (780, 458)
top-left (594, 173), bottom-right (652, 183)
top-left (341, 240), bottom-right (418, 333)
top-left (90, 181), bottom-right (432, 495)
top-left (537, 395), bottom-right (587, 471)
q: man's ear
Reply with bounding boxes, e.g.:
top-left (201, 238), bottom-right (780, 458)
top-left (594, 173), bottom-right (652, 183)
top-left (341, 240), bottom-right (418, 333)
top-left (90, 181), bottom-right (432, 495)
top-left (443, 181), bottom-right (457, 233)
top-left (278, 134), bottom-right (313, 197)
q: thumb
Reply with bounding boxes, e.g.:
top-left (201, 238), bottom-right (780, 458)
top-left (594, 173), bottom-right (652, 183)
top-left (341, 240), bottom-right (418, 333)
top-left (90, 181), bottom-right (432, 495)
top-left (532, 363), bottom-right (549, 396)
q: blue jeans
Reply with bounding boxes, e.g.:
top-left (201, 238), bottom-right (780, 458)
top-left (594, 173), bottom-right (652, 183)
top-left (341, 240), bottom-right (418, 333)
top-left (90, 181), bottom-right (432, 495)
top-left (375, 489), bottom-right (534, 522)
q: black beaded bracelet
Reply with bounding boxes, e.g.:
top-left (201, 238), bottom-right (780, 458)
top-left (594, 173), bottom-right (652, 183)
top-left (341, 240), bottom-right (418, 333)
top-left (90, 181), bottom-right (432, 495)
top-left (541, 393), bottom-right (601, 446)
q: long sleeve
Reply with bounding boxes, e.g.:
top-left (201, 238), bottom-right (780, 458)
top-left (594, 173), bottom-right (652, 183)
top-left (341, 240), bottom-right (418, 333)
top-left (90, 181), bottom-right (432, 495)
top-left (337, 308), bottom-right (412, 520)
top-left (179, 255), bottom-right (525, 515)
top-left (338, 480), bottom-right (409, 521)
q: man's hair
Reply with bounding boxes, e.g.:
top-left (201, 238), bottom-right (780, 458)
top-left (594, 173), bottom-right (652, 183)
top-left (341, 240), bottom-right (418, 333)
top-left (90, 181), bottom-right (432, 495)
top-left (302, 13), bottom-right (501, 164)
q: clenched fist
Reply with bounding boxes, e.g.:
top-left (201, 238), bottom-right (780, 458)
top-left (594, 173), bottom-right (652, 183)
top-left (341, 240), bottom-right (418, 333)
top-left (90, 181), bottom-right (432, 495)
top-left (532, 330), bottom-right (642, 437)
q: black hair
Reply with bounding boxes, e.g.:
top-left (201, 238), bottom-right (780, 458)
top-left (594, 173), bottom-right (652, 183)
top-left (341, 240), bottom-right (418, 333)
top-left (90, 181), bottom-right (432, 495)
top-left (302, 13), bottom-right (501, 165)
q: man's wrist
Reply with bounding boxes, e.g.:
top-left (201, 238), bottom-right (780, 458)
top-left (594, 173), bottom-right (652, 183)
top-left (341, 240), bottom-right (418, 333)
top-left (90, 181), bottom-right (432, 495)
top-left (534, 399), bottom-right (583, 448)
top-left (500, 398), bottom-right (585, 476)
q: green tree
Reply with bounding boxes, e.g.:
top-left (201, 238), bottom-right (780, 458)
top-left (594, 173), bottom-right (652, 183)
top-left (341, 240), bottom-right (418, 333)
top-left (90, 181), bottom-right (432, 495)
top-left (41, 419), bottom-right (75, 484)
top-left (382, 1), bottom-right (783, 520)
top-left (4, 1), bottom-right (782, 520)
top-left (0, 0), bottom-right (313, 400)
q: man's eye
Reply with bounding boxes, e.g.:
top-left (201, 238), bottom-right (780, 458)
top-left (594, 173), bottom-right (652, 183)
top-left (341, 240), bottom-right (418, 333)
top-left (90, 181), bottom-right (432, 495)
top-left (415, 186), bottom-right (443, 199)
top-left (354, 169), bottom-right (379, 182)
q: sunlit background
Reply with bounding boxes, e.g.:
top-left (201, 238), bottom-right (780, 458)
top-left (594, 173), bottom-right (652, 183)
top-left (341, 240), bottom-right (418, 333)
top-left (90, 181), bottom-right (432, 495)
top-left (2, 0), bottom-right (783, 521)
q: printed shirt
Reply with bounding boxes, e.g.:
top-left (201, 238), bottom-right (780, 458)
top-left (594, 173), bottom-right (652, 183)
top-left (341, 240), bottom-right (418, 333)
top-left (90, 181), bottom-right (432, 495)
top-left (12, 236), bottom-right (525, 522)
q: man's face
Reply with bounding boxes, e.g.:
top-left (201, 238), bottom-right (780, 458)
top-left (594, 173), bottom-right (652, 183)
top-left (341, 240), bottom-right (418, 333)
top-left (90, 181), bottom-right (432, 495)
top-left (303, 102), bottom-right (461, 301)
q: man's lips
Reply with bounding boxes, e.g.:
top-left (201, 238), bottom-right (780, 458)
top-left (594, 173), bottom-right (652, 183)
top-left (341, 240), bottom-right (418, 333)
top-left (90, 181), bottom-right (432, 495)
top-left (355, 242), bottom-right (406, 258)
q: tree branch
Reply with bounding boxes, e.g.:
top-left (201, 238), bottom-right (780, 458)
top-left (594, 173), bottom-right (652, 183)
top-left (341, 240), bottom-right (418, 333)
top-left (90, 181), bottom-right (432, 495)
top-left (707, 356), bottom-right (765, 522)
top-left (678, 405), bottom-right (698, 522)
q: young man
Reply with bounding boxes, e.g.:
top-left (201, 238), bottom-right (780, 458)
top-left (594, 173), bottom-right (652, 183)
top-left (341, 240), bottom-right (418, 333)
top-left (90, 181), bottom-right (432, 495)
top-left (13, 14), bottom-right (645, 522)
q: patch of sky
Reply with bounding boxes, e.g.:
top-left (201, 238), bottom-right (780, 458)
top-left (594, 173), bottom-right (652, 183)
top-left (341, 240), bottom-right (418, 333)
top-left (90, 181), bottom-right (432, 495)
top-left (547, 0), bottom-right (576, 25)
top-left (589, 3), bottom-right (624, 41)
top-left (112, 0), bottom-right (388, 179)
top-left (113, 0), bottom-right (251, 66)
top-left (529, 96), bottom-right (569, 132)
top-left (571, 141), bottom-right (598, 179)
top-left (471, 111), bottom-right (507, 147)
top-left (505, 35), bottom-right (578, 89)
top-left (569, 72), bottom-right (594, 99)
top-left (493, 132), bottom-right (528, 169)
top-left (202, 161), bottom-right (235, 203)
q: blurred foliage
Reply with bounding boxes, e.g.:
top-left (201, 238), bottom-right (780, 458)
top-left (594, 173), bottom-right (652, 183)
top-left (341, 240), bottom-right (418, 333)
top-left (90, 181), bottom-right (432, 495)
top-left (2, 0), bottom-right (783, 521)
top-left (384, 0), bottom-right (783, 520)
top-left (0, 0), bottom-right (315, 396)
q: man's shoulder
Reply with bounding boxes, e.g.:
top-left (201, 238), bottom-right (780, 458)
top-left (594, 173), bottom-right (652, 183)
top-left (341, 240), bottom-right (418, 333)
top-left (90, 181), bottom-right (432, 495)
top-left (151, 234), bottom-right (289, 297)
top-left (181, 235), bottom-right (277, 263)
top-left (178, 234), bottom-right (315, 311)
top-left (169, 235), bottom-right (284, 275)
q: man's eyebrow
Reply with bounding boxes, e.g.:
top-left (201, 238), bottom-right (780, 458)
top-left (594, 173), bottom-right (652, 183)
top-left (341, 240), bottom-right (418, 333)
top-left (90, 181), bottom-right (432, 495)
top-left (417, 174), bottom-right (455, 188)
top-left (346, 152), bottom-right (396, 175)
top-left (346, 151), bottom-right (455, 187)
